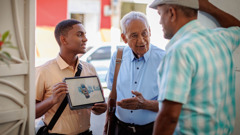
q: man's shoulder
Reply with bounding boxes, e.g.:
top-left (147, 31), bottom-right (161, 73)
top-left (150, 44), bottom-right (166, 56)
top-left (80, 60), bottom-right (95, 69)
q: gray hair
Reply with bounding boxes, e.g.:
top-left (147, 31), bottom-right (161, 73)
top-left (120, 11), bottom-right (150, 34)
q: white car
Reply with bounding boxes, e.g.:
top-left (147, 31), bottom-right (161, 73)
top-left (80, 43), bottom-right (126, 88)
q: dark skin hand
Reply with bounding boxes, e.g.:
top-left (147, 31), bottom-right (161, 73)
top-left (36, 82), bottom-right (107, 118)
top-left (117, 91), bottom-right (158, 112)
top-left (36, 82), bottom-right (68, 118)
top-left (92, 103), bottom-right (107, 115)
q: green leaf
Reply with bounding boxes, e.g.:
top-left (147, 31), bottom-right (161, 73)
top-left (2, 59), bottom-right (10, 66)
top-left (2, 31), bottom-right (10, 42)
top-left (4, 44), bottom-right (17, 49)
top-left (2, 51), bottom-right (12, 60)
top-left (4, 41), bottom-right (12, 45)
top-left (0, 53), bottom-right (10, 66)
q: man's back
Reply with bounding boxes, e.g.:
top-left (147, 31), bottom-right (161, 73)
top-left (161, 20), bottom-right (239, 134)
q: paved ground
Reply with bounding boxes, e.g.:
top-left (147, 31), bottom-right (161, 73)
top-left (90, 89), bottom-right (109, 135)
top-left (90, 109), bottom-right (107, 135)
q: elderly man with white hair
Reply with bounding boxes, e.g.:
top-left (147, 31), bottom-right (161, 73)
top-left (105, 11), bottom-right (165, 135)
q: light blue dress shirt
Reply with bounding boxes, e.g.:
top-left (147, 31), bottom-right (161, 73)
top-left (106, 44), bottom-right (165, 125)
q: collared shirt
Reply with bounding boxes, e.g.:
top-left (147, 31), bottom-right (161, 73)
top-left (158, 20), bottom-right (240, 134)
top-left (106, 44), bottom-right (165, 125)
top-left (36, 55), bottom-right (97, 134)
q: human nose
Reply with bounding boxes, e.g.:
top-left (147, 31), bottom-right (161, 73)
top-left (159, 17), bottom-right (163, 25)
top-left (137, 35), bottom-right (145, 44)
top-left (83, 35), bottom-right (88, 42)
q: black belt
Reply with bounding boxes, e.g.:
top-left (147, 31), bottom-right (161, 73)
top-left (49, 129), bottom-right (92, 135)
top-left (116, 117), bottom-right (154, 133)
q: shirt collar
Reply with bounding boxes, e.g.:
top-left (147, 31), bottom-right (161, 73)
top-left (165, 20), bottom-right (201, 51)
top-left (56, 54), bottom-right (80, 71)
top-left (130, 44), bottom-right (152, 62)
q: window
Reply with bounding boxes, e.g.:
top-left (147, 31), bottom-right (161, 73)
top-left (89, 46), bottom-right (111, 60)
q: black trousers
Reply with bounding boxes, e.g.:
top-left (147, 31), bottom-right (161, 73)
top-left (114, 118), bottom-right (154, 135)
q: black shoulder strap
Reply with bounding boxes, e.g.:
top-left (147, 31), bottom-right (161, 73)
top-left (48, 63), bottom-right (82, 130)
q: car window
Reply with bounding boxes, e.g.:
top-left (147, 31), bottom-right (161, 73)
top-left (90, 46), bottom-right (111, 60)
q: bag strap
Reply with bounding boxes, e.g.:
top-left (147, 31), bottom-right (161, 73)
top-left (109, 48), bottom-right (123, 103)
top-left (48, 63), bottom-right (82, 130)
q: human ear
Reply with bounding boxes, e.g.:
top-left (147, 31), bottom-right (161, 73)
top-left (60, 35), bottom-right (67, 45)
top-left (121, 33), bottom-right (128, 44)
top-left (148, 27), bottom-right (151, 37)
top-left (169, 7), bottom-right (177, 22)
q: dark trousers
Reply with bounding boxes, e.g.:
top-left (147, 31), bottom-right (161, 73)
top-left (114, 118), bottom-right (154, 135)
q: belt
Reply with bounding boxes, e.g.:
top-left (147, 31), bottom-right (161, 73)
top-left (79, 129), bottom-right (92, 135)
top-left (116, 118), bottom-right (154, 133)
top-left (49, 129), bottom-right (92, 135)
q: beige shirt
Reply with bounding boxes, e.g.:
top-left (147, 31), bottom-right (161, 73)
top-left (36, 55), bottom-right (97, 134)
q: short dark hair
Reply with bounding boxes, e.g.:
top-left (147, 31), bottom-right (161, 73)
top-left (54, 19), bottom-right (82, 45)
top-left (167, 5), bottom-right (198, 18)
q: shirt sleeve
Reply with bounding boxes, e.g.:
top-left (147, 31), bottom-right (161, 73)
top-left (105, 51), bottom-right (117, 91)
top-left (35, 66), bottom-right (46, 101)
top-left (158, 48), bottom-right (193, 104)
top-left (216, 26), bottom-right (240, 52)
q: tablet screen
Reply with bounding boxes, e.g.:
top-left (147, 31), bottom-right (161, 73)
top-left (64, 76), bottom-right (105, 110)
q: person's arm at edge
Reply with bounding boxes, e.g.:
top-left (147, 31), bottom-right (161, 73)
top-left (35, 82), bottom-right (68, 118)
top-left (153, 100), bottom-right (182, 135)
top-left (199, 0), bottom-right (240, 28)
top-left (36, 99), bottom-right (56, 118)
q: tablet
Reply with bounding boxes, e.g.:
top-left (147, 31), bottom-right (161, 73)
top-left (64, 76), bottom-right (105, 110)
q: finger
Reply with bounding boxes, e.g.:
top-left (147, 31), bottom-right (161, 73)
top-left (55, 90), bottom-right (68, 97)
top-left (131, 91), bottom-right (142, 97)
top-left (120, 98), bottom-right (137, 104)
top-left (54, 87), bottom-right (68, 94)
top-left (117, 101), bottom-right (135, 109)
top-left (52, 83), bottom-right (67, 90)
top-left (94, 103), bottom-right (107, 107)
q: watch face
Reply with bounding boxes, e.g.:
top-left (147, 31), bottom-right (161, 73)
top-left (79, 84), bottom-right (90, 98)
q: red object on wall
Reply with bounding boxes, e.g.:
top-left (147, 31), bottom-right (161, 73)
top-left (100, 0), bottom-right (111, 29)
top-left (37, 0), bottom-right (67, 27)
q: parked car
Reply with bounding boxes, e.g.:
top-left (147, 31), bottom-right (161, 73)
top-left (80, 43), bottom-right (126, 88)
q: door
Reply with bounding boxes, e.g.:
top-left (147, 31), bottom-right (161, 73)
top-left (0, 0), bottom-right (35, 134)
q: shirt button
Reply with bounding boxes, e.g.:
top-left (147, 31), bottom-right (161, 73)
top-left (132, 96), bottom-right (134, 98)
top-left (135, 82), bottom-right (137, 84)
top-left (137, 67), bottom-right (139, 70)
top-left (131, 111), bottom-right (133, 113)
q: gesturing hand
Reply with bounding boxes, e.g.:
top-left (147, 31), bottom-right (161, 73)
top-left (51, 82), bottom-right (68, 105)
top-left (117, 91), bottom-right (146, 110)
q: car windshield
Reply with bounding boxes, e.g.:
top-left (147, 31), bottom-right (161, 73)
top-left (80, 44), bottom-right (125, 88)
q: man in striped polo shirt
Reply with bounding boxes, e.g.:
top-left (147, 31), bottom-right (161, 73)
top-left (149, 0), bottom-right (240, 134)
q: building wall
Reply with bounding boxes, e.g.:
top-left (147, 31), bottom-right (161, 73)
top-left (37, 0), bottom-right (67, 26)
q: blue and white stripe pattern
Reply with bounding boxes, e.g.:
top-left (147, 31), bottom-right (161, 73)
top-left (157, 20), bottom-right (240, 135)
